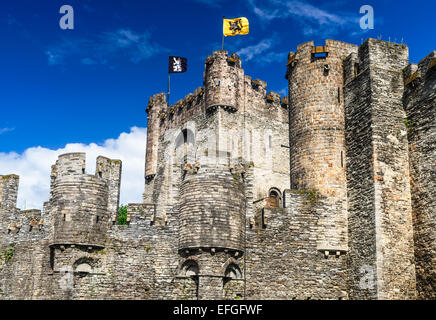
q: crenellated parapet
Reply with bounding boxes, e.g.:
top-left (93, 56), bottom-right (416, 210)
top-left (159, 87), bottom-right (205, 130)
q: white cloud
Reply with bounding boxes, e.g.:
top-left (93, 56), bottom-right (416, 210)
top-left (248, 0), bottom-right (359, 36)
top-left (193, 0), bottom-right (225, 7)
top-left (45, 28), bottom-right (166, 66)
top-left (0, 128), bottom-right (14, 135)
top-left (236, 34), bottom-right (286, 64)
top-left (237, 36), bottom-right (278, 61)
top-left (0, 127), bottom-right (147, 210)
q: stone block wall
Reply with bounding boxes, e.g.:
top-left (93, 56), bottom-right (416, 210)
top-left (403, 51), bottom-right (436, 299)
top-left (245, 193), bottom-right (348, 299)
top-left (344, 39), bottom-right (416, 299)
top-left (0, 175), bottom-right (19, 211)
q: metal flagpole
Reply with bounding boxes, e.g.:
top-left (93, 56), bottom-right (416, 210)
top-left (167, 53), bottom-right (171, 104)
top-left (222, 16), bottom-right (225, 50)
top-left (167, 73), bottom-right (170, 105)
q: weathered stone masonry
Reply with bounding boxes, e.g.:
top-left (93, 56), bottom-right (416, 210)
top-left (0, 38), bottom-right (434, 300)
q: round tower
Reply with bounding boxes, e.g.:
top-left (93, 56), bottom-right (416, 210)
top-left (178, 163), bottom-right (246, 299)
top-left (286, 40), bottom-right (358, 251)
top-left (203, 50), bottom-right (244, 112)
top-left (50, 153), bottom-right (111, 248)
top-left (179, 164), bottom-right (245, 252)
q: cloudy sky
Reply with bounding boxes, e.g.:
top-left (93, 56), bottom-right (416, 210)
top-left (1, 0), bottom-right (434, 209)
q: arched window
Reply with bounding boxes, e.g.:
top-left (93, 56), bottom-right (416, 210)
top-left (180, 260), bottom-right (199, 278)
top-left (174, 128), bottom-right (195, 162)
top-left (268, 188), bottom-right (282, 208)
top-left (224, 263), bottom-right (242, 279)
top-left (73, 257), bottom-right (94, 278)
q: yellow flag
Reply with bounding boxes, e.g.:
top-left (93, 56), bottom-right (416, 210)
top-left (223, 17), bottom-right (249, 37)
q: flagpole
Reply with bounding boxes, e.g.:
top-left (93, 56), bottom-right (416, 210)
top-left (222, 16), bottom-right (225, 50)
top-left (167, 53), bottom-right (170, 105)
top-left (168, 73), bottom-right (170, 105)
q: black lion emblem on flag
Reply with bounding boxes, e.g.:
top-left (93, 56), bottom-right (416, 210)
top-left (229, 19), bottom-right (243, 34)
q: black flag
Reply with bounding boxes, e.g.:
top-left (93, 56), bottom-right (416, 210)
top-left (169, 56), bottom-right (187, 73)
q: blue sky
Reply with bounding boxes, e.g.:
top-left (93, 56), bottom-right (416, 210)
top-left (0, 0), bottom-right (435, 209)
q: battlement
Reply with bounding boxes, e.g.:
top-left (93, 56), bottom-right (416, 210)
top-left (286, 39), bottom-right (358, 78)
top-left (4, 209), bottom-right (46, 242)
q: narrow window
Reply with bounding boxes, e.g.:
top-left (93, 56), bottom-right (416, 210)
top-left (354, 63), bottom-right (359, 77)
top-left (96, 216), bottom-right (100, 223)
top-left (98, 171), bottom-right (102, 178)
top-left (341, 151), bottom-right (344, 168)
top-left (338, 87), bottom-right (341, 103)
top-left (313, 52), bottom-right (327, 59)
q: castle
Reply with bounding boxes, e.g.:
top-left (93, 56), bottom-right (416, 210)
top-left (0, 38), bottom-right (434, 300)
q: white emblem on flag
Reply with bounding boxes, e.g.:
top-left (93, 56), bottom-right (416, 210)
top-left (173, 58), bottom-right (182, 72)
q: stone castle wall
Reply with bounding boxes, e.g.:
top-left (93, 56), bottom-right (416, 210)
top-left (0, 38), bottom-right (434, 300)
top-left (403, 51), bottom-right (436, 299)
top-left (344, 39), bottom-right (416, 299)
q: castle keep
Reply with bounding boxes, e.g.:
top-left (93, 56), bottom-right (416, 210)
top-left (0, 38), bottom-right (434, 300)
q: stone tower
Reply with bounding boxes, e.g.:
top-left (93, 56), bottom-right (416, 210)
top-left (286, 40), bottom-right (358, 253)
top-left (344, 39), bottom-right (416, 299)
top-left (204, 50), bottom-right (244, 112)
top-left (50, 153), bottom-right (121, 247)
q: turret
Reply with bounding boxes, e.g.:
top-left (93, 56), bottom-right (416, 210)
top-left (204, 50), bottom-right (244, 112)
top-left (286, 40), bottom-right (358, 252)
top-left (49, 153), bottom-right (121, 248)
